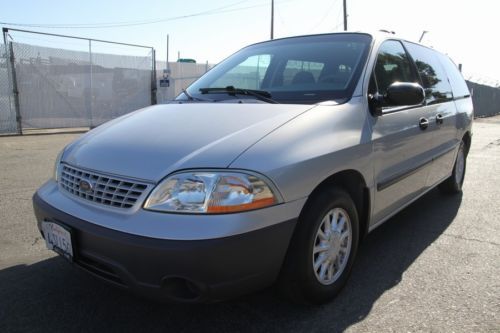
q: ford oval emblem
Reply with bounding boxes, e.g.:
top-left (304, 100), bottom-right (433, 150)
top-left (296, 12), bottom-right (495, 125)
top-left (79, 179), bottom-right (93, 193)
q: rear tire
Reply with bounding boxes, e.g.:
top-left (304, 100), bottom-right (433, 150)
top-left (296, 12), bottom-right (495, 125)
top-left (439, 140), bottom-right (467, 194)
top-left (278, 187), bottom-right (359, 304)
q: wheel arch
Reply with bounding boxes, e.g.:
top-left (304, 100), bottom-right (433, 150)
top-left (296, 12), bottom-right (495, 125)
top-left (299, 169), bottom-right (371, 240)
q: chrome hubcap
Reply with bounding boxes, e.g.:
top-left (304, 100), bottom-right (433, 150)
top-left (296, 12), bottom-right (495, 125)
top-left (455, 145), bottom-right (465, 184)
top-left (312, 208), bottom-right (352, 285)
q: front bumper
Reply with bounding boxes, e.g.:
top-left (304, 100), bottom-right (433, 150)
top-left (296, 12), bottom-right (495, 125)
top-left (33, 192), bottom-right (298, 302)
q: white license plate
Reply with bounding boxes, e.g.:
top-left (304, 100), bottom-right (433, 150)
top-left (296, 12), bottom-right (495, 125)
top-left (41, 221), bottom-right (74, 261)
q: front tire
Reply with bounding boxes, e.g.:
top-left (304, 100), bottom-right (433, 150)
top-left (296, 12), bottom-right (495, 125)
top-left (439, 140), bottom-right (467, 194)
top-left (278, 188), bottom-right (359, 304)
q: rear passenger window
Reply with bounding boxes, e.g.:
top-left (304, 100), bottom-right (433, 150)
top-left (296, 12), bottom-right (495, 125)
top-left (404, 43), bottom-right (453, 104)
top-left (436, 54), bottom-right (471, 99)
top-left (373, 40), bottom-right (418, 95)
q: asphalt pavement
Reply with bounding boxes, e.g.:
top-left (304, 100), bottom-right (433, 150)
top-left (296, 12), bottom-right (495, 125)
top-left (0, 117), bottom-right (499, 332)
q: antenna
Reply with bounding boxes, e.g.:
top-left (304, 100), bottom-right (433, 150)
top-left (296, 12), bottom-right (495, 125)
top-left (419, 30), bottom-right (428, 42)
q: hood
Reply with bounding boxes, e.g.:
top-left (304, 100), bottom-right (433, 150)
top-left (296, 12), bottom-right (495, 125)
top-left (63, 103), bottom-right (315, 182)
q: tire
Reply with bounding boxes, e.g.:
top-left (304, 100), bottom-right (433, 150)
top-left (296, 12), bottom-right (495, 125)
top-left (439, 140), bottom-right (467, 194)
top-left (278, 187), bottom-right (359, 304)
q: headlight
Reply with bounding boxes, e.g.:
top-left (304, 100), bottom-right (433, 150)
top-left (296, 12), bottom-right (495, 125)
top-left (53, 149), bottom-right (64, 182)
top-left (144, 171), bottom-right (280, 213)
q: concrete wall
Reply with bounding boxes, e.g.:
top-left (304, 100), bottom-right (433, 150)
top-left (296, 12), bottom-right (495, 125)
top-left (156, 61), bottom-right (212, 103)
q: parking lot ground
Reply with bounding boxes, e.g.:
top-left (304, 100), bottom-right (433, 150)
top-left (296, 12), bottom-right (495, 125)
top-left (0, 117), bottom-right (499, 332)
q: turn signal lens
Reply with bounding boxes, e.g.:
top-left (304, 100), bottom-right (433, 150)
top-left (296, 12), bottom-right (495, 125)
top-left (207, 174), bottom-right (276, 213)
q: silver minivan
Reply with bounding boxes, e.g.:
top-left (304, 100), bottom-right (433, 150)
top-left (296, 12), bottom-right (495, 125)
top-left (33, 32), bottom-right (473, 304)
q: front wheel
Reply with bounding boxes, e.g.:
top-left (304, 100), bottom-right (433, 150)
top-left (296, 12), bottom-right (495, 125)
top-left (278, 188), bottom-right (359, 304)
top-left (439, 140), bottom-right (467, 194)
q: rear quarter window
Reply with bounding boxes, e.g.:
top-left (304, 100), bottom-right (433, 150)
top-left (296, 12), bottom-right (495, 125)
top-left (404, 42), bottom-right (453, 104)
top-left (436, 54), bottom-right (471, 99)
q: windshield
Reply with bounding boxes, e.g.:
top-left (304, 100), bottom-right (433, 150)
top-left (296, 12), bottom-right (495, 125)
top-left (181, 33), bottom-right (372, 104)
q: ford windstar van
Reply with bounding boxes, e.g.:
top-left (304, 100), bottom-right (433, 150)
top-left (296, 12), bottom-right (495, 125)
top-left (33, 32), bottom-right (473, 304)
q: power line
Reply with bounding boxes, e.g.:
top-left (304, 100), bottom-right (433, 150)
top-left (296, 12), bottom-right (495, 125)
top-left (0, 1), bottom-right (249, 28)
top-left (0, 0), bottom-right (293, 29)
top-left (308, 0), bottom-right (340, 33)
top-left (332, 5), bottom-right (344, 31)
top-left (275, 6), bottom-right (291, 35)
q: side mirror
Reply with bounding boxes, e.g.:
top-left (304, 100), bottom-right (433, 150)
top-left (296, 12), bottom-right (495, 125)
top-left (386, 82), bottom-right (425, 106)
top-left (370, 82), bottom-right (425, 116)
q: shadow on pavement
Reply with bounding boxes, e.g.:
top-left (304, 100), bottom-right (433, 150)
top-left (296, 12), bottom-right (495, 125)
top-left (0, 188), bottom-right (462, 332)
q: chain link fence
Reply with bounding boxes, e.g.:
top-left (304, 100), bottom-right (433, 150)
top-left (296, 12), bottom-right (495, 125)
top-left (1, 28), bottom-right (156, 134)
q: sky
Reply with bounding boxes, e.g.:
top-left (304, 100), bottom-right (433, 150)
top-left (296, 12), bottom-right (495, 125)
top-left (1, 0), bottom-right (499, 83)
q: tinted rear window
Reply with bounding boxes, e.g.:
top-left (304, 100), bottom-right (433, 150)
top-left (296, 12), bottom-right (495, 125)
top-left (436, 53), bottom-right (471, 99)
top-left (404, 42), bottom-right (453, 104)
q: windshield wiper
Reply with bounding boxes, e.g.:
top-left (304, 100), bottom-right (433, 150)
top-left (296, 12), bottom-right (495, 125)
top-left (182, 88), bottom-right (195, 100)
top-left (199, 86), bottom-right (278, 104)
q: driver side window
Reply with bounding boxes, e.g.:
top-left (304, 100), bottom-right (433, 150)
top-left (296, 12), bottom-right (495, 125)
top-left (372, 40), bottom-right (417, 95)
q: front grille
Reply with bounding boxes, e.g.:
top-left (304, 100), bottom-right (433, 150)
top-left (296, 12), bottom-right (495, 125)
top-left (59, 164), bottom-right (149, 209)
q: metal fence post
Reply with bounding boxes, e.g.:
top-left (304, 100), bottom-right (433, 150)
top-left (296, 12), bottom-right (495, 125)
top-left (88, 40), bottom-right (94, 128)
top-left (151, 48), bottom-right (157, 105)
top-left (3, 28), bottom-right (22, 135)
top-left (3, 33), bottom-right (23, 135)
top-left (8, 44), bottom-right (22, 135)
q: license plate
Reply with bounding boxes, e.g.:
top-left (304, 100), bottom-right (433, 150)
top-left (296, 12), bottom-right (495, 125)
top-left (41, 221), bottom-right (74, 261)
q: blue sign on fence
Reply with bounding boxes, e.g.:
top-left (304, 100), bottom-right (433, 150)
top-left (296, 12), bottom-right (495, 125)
top-left (159, 78), bottom-right (170, 87)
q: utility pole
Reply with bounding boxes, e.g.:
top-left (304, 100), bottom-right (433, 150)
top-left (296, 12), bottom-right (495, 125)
top-left (166, 34), bottom-right (169, 70)
top-left (270, 0), bottom-right (274, 40)
top-left (343, 0), bottom-right (347, 31)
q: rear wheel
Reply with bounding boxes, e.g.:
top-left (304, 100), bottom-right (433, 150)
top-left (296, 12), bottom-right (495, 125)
top-left (439, 140), bottom-right (467, 194)
top-left (278, 188), bottom-right (359, 304)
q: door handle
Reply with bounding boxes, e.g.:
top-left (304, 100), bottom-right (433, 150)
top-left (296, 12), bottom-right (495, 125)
top-left (436, 113), bottom-right (444, 125)
top-left (419, 117), bottom-right (429, 130)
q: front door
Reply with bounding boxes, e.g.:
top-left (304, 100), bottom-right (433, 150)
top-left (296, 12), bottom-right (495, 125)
top-left (369, 40), bottom-right (436, 225)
